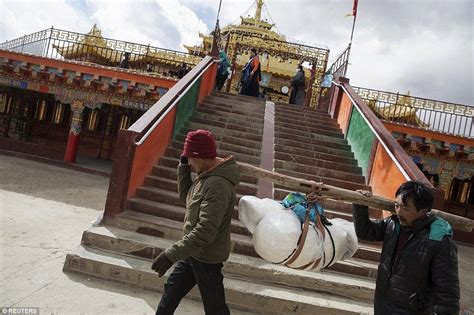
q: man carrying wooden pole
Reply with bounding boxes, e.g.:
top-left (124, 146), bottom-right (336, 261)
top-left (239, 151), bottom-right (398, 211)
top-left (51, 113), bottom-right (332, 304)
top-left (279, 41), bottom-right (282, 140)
top-left (354, 182), bottom-right (460, 314)
top-left (238, 161), bottom-right (466, 314)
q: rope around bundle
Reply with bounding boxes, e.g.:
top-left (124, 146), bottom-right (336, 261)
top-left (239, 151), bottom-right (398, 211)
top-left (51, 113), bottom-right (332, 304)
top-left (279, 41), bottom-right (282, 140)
top-left (281, 185), bottom-right (336, 270)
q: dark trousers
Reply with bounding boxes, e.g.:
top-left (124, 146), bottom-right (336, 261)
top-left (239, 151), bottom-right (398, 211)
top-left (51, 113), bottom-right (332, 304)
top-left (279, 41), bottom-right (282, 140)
top-left (215, 75), bottom-right (227, 91)
top-left (156, 257), bottom-right (230, 315)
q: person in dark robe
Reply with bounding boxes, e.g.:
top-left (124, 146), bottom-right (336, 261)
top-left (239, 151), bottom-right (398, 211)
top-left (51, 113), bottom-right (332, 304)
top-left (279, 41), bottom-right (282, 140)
top-left (120, 52), bottom-right (130, 69)
top-left (289, 65), bottom-right (305, 105)
top-left (239, 48), bottom-right (261, 97)
top-left (146, 63), bottom-right (153, 73)
top-left (177, 63), bottom-right (189, 79)
top-left (215, 50), bottom-right (230, 91)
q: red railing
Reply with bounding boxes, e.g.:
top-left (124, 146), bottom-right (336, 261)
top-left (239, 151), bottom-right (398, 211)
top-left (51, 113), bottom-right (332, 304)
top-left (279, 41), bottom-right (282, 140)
top-left (104, 56), bottom-right (217, 217)
top-left (327, 78), bottom-right (444, 214)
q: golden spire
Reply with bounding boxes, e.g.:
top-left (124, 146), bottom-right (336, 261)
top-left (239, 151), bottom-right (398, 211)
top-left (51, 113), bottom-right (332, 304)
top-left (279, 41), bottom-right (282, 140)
top-left (88, 24), bottom-right (102, 37)
top-left (255, 0), bottom-right (264, 21)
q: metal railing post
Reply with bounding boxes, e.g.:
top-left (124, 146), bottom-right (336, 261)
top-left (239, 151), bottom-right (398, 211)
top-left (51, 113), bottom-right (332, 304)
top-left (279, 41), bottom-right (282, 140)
top-left (44, 26), bottom-right (53, 58)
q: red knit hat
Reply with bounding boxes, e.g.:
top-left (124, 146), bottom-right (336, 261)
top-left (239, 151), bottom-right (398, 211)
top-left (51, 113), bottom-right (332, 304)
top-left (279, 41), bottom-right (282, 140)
top-left (182, 129), bottom-right (217, 159)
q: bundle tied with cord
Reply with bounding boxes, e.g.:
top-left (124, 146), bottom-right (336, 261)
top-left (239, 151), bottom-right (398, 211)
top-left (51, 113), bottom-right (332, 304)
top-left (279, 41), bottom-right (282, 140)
top-left (238, 185), bottom-right (358, 271)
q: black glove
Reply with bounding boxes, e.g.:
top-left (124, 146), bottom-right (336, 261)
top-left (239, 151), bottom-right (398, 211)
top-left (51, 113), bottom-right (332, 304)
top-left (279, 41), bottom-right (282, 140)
top-left (151, 252), bottom-right (173, 277)
top-left (180, 155), bottom-right (188, 164)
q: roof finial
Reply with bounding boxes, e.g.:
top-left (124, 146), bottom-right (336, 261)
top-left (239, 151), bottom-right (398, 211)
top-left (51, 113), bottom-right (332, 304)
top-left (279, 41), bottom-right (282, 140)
top-left (255, 0), bottom-right (264, 21)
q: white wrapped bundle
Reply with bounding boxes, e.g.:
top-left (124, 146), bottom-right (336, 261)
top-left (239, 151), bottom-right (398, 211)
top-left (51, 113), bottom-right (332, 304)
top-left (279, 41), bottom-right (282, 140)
top-left (312, 218), bottom-right (357, 270)
top-left (286, 221), bottom-right (324, 269)
top-left (238, 196), bottom-right (284, 233)
top-left (238, 195), bottom-right (358, 271)
top-left (253, 210), bottom-right (301, 263)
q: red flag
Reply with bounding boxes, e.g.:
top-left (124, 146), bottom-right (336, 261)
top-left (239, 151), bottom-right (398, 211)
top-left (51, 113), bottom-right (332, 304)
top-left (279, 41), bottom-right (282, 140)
top-left (345, 0), bottom-right (359, 17)
top-left (352, 0), bottom-right (359, 17)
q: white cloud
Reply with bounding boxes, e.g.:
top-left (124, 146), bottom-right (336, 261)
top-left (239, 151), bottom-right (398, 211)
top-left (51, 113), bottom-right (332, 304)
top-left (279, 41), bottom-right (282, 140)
top-left (0, 0), bottom-right (90, 40)
top-left (86, 0), bottom-right (208, 50)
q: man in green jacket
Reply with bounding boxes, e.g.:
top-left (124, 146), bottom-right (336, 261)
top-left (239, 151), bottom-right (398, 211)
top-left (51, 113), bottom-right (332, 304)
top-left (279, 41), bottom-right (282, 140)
top-left (152, 129), bottom-right (240, 315)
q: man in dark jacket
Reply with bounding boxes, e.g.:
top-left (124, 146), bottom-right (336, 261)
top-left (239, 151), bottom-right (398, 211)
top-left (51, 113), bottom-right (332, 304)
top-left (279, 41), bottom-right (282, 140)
top-left (353, 181), bottom-right (459, 315)
top-left (152, 129), bottom-right (240, 315)
top-left (289, 65), bottom-right (305, 105)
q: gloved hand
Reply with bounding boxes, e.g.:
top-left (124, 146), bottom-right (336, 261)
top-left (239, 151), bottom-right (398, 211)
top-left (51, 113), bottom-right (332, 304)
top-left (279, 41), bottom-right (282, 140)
top-left (151, 252), bottom-right (173, 277)
top-left (180, 155), bottom-right (188, 165)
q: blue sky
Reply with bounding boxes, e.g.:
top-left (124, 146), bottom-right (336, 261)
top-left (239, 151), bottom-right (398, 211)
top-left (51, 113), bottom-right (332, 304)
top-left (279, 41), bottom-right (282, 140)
top-left (0, 0), bottom-right (472, 105)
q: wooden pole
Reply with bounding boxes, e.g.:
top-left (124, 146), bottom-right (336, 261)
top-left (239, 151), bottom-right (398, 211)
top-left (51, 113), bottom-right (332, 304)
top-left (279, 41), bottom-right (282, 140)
top-left (237, 162), bottom-right (473, 232)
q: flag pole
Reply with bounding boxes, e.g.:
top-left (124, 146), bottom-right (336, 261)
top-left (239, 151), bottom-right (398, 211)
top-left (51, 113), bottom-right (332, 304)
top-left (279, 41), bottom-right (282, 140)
top-left (350, 11), bottom-right (357, 44)
top-left (345, 0), bottom-right (358, 77)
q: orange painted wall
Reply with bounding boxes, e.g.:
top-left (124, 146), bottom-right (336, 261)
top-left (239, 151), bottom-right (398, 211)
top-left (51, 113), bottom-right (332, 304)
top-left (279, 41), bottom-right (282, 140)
top-left (127, 106), bottom-right (177, 198)
top-left (337, 93), bottom-right (353, 135)
top-left (384, 122), bottom-right (474, 147)
top-left (369, 142), bottom-right (408, 218)
top-left (0, 50), bottom-right (176, 88)
top-left (198, 62), bottom-right (217, 104)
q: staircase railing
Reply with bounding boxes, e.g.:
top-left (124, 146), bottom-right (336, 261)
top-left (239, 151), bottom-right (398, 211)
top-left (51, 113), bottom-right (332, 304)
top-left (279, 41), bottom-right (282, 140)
top-left (353, 86), bottom-right (473, 138)
top-left (327, 78), bottom-right (444, 214)
top-left (104, 56), bottom-right (217, 218)
top-left (328, 43), bottom-right (351, 80)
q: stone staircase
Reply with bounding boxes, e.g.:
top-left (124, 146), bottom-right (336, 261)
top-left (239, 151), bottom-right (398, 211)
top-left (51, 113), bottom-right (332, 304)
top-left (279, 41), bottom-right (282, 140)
top-left (64, 92), bottom-right (378, 314)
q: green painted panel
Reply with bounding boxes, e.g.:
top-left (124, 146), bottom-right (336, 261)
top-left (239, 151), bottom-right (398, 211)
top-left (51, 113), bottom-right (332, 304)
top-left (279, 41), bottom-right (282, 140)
top-left (173, 77), bottom-right (202, 138)
top-left (346, 107), bottom-right (375, 178)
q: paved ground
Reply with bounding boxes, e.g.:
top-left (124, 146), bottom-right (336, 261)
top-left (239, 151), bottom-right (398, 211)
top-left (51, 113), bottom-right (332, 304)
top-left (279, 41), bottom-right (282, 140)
top-left (0, 154), bottom-right (473, 314)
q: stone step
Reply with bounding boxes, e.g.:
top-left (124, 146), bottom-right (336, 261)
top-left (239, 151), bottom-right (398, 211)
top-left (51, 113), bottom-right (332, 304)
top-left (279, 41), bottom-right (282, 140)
top-left (212, 92), bottom-right (267, 105)
top-left (275, 104), bottom-right (332, 119)
top-left (275, 124), bottom-right (344, 141)
top-left (186, 121), bottom-right (263, 143)
top-left (275, 106), bottom-right (333, 120)
top-left (204, 98), bottom-right (266, 113)
top-left (153, 160), bottom-right (258, 185)
top-left (136, 186), bottom-right (245, 211)
top-left (275, 111), bottom-right (334, 124)
top-left (274, 145), bottom-right (358, 166)
top-left (173, 133), bottom-right (262, 158)
top-left (127, 198), bottom-right (251, 236)
top-left (127, 197), bottom-right (381, 261)
top-left (193, 111), bottom-right (263, 129)
top-left (196, 107), bottom-right (264, 124)
top-left (169, 141), bottom-right (261, 166)
top-left (175, 131), bottom-right (263, 151)
top-left (274, 102), bottom-right (332, 116)
top-left (275, 138), bottom-right (354, 158)
top-left (198, 102), bottom-right (265, 120)
top-left (274, 159), bottom-right (365, 183)
top-left (79, 225), bottom-right (376, 303)
top-left (188, 115), bottom-right (263, 136)
top-left (144, 174), bottom-right (258, 196)
top-left (165, 145), bottom-right (261, 171)
top-left (128, 194), bottom-right (352, 236)
top-left (274, 153), bottom-right (361, 174)
top-left (275, 115), bottom-right (340, 129)
top-left (275, 125), bottom-right (347, 144)
top-left (64, 244), bottom-right (374, 314)
top-left (275, 117), bottom-right (342, 133)
top-left (101, 214), bottom-right (379, 279)
top-left (276, 132), bottom-right (350, 151)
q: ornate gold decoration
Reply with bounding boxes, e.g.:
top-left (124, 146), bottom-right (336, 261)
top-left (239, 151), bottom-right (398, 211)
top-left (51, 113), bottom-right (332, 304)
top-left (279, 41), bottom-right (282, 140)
top-left (354, 86), bottom-right (474, 137)
top-left (185, 0), bottom-right (329, 107)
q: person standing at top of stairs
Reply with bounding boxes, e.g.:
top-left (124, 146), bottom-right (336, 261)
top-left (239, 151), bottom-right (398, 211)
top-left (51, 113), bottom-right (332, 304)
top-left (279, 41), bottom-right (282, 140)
top-left (152, 129), bottom-right (241, 315)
